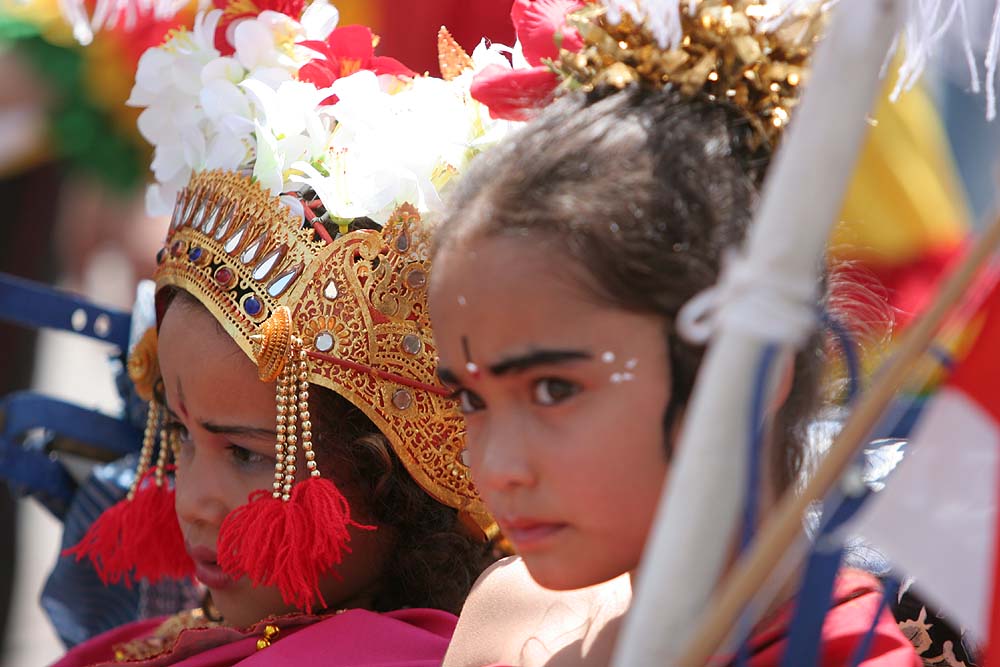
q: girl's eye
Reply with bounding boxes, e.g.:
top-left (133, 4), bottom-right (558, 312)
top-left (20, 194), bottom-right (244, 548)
top-left (532, 378), bottom-right (580, 406)
top-left (457, 389), bottom-right (485, 415)
top-left (227, 445), bottom-right (267, 467)
top-left (164, 420), bottom-right (191, 445)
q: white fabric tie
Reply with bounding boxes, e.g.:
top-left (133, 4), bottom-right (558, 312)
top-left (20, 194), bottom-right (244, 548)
top-left (676, 250), bottom-right (818, 345)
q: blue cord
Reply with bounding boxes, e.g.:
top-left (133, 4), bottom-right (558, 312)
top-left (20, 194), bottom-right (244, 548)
top-left (820, 311), bottom-right (861, 403)
top-left (734, 344), bottom-right (781, 666)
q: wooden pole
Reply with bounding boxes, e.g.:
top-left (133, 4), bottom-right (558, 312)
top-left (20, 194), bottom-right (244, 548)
top-left (676, 212), bottom-right (1000, 666)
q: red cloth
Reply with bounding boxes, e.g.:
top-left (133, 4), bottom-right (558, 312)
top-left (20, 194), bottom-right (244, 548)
top-left (747, 571), bottom-right (920, 666)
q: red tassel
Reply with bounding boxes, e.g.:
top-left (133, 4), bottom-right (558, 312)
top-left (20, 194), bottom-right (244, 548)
top-left (63, 498), bottom-right (137, 586)
top-left (63, 471), bottom-right (194, 586)
top-left (217, 477), bottom-right (375, 612)
top-left (129, 479), bottom-right (195, 582)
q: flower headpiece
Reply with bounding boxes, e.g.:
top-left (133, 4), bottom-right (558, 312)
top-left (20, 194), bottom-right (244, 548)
top-left (472, 0), bottom-right (824, 149)
top-left (67, 1), bottom-right (519, 612)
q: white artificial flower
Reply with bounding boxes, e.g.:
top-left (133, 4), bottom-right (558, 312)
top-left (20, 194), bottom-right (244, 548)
top-left (128, 4), bottom-right (343, 215)
top-left (242, 78), bottom-right (336, 194)
top-left (128, 10), bottom-right (227, 214)
top-left (299, 0), bottom-right (339, 40)
top-left (292, 69), bottom-right (521, 224)
top-left (128, 1), bottom-right (518, 224)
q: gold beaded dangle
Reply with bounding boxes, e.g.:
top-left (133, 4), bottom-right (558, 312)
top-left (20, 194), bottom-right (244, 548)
top-left (268, 335), bottom-right (318, 501)
top-left (255, 307), bottom-right (320, 502)
top-left (154, 419), bottom-right (171, 489)
top-left (127, 401), bottom-right (160, 501)
top-left (297, 339), bottom-right (318, 479)
top-left (282, 357), bottom-right (298, 501)
top-left (273, 366), bottom-right (291, 500)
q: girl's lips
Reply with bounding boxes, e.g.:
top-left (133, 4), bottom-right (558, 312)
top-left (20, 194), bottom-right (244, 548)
top-left (186, 543), bottom-right (235, 590)
top-left (500, 520), bottom-right (568, 552)
top-left (194, 560), bottom-right (235, 590)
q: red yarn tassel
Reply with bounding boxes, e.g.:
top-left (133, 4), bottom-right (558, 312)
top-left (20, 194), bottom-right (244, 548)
top-left (129, 477), bottom-right (195, 582)
top-left (63, 498), bottom-right (137, 586)
top-left (217, 477), bottom-right (374, 612)
top-left (63, 471), bottom-right (194, 586)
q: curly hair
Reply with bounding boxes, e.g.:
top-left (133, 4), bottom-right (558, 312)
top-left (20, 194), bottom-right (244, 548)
top-left (308, 386), bottom-right (495, 614)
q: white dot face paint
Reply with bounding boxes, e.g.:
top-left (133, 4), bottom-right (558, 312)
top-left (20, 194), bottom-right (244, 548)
top-left (458, 295), bottom-right (467, 306)
top-left (625, 358), bottom-right (638, 370)
top-left (601, 351), bottom-right (616, 364)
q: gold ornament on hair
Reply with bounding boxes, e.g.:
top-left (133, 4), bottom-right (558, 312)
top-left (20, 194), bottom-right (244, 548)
top-left (557, 0), bottom-right (823, 149)
top-left (127, 328), bottom-right (160, 403)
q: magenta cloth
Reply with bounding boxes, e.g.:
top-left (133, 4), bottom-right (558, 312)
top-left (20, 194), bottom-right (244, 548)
top-left (50, 608), bottom-right (457, 667)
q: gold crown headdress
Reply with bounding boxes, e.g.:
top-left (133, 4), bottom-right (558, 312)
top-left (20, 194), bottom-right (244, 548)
top-left (473, 0), bottom-right (825, 149)
top-left (68, 5), bottom-right (516, 611)
top-left (558, 1), bottom-right (824, 148)
top-left (156, 170), bottom-right (484, 519)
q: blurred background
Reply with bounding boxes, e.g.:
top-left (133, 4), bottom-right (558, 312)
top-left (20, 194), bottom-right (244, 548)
top-left (0, 0), bottom-right (996, 665)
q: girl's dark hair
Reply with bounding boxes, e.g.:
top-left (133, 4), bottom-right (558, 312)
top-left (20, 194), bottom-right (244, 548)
top-left (435, 85), bottom-right (825, 492)
top-left (308, 386), bottom-right (495, 613)
top-left (163, 290), bottom-right (494, 614)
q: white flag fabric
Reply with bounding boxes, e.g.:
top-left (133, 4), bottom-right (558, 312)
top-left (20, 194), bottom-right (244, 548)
top-left (853, 279), bottom-right (1000, 652)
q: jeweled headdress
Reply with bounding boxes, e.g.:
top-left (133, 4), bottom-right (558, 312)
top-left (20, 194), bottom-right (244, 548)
top-left (67, 0), bottom-right (521, 611)
top-left (471, 0), bottom-right (824, 150)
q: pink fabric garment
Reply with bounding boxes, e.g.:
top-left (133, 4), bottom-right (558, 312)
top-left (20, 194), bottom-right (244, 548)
top-left (51, 608), bottom-right (457, 667)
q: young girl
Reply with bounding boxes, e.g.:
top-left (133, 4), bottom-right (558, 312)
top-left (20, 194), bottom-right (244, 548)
top-left (428, 2), bottom-right (922, 665)
top-left (52, 3), bottom-right (517, 664)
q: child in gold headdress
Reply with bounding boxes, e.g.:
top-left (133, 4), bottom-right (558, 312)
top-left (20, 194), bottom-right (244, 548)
top-left (52, 2), bottom-right (520, 665)
top-left (428, 1), bottom-right (922, 665)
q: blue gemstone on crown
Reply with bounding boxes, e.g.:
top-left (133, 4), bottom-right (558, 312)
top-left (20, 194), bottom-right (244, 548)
top-left (244, 296), bottom-right (263, 316)
top-left (188, 247), bottom-right (203, 262)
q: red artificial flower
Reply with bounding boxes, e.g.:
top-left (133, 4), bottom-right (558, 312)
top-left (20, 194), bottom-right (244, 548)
top-left (511, 0), bottom-right (586, 65)
top-left (211, 0), bottom-right (308, 55)
top-left (107, 6), bottom-right (191, 69)
top-left (471, 64), bottom-right (560, 121)
top-left (469, 0), bottom-right (586, 121)
top-left (299, 25), bottom-right (416, 104)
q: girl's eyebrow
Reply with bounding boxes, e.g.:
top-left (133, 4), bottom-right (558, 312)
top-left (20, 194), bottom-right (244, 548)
top-left (200, 422), bottom-right (275, 440)
top-left (487, 349), bottom-right (592, 376)
top-left (438, 349), bottom-right (592, 385)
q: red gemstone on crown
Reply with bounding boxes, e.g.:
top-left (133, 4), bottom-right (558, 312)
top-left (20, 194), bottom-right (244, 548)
top-left (214, 267), bottom-right (234, 288)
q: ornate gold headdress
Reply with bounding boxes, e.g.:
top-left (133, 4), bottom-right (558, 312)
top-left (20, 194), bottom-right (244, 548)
top-left (472, 0), bottom-right (825, 149)
top-left (156, 170), bottom-right (485, 522)
top-left (558, 1), bottom-right (823, 148)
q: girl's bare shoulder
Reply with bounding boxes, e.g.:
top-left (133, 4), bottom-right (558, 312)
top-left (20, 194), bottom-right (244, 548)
top-left (443, 557), bottom-right (631, 667)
